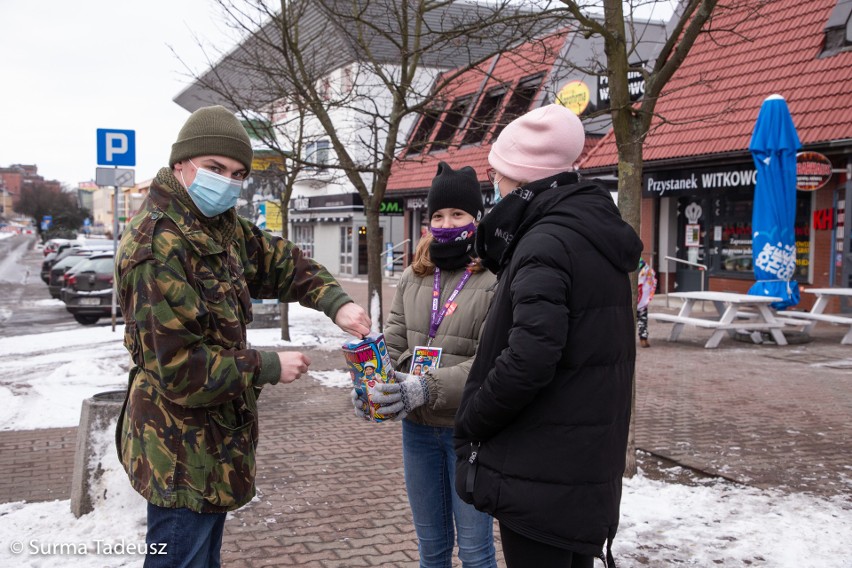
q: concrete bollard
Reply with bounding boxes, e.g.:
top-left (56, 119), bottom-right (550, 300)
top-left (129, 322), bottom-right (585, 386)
top-left (70, 390), bottom-right (125, 518)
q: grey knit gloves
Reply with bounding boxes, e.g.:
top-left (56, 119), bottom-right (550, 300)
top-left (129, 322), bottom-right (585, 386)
top-left (373, 372), bottom-right (429, 420)
top-left (350, 372), bottom-right (430, 421)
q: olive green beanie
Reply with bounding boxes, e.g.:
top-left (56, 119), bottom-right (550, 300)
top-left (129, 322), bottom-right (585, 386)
top-left (169, 105), bottom-right (253, 172)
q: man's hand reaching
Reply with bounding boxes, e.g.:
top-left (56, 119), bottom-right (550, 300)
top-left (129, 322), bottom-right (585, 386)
top-left (334, 302), bottom-right (372, 338)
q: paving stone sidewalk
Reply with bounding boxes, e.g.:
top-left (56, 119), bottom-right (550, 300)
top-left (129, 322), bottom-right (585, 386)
top-left (1, 283), bottom-right (850, 567)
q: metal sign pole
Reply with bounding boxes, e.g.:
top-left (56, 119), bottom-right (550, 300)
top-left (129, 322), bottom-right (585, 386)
top-left (111, 168), bottom-right (119, 332)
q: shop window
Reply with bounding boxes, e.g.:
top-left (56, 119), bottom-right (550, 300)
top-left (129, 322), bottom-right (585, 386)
top-left (405, 109), bottom-right (441, 156)
top-left (461, 86), bottom-right (507, 145)
top-left (682, 190), bottom-right (812, 281)
top-left (491, 74), bottom-right (544, 140)
top-left (429, 97), bottom-right (472, 153)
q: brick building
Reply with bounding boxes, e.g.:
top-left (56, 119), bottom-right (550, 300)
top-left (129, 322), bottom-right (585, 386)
top-left (581, 0), bottom-right (852, 310)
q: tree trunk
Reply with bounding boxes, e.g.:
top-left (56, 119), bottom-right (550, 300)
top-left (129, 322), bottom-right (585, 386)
top-left (365, 201), bottom-right (383, 332)
top-left (279, 303), bottom-right (290, 342)
top-left (280, 197), bottom-right (291, 341)
top-left (617, 132), bottom-right (645, 478)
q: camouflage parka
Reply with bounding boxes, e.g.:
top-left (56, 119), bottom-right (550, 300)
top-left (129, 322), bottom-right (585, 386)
top-left (115, 168), bottom-right (352, 513)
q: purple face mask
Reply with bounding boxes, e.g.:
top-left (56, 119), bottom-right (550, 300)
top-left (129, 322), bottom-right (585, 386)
top-left (430, 223), bottom-right (476, 244)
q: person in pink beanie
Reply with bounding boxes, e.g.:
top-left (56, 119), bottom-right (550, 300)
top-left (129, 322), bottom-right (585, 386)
top-left (454, 104), bottom-right (643, 568)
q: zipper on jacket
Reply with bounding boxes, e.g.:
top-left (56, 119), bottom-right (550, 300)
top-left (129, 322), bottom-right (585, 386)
top-left (465, 442), bottom-right (480, 493)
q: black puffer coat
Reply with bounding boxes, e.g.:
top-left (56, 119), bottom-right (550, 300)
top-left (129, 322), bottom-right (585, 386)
top-left (454, 173), bottom-right (642, 562)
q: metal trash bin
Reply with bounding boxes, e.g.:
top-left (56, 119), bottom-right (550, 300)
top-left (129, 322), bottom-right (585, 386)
top-left (70, 390), bottom-right (125, 517)
top-left (674, 269), bottom-right (709, 292)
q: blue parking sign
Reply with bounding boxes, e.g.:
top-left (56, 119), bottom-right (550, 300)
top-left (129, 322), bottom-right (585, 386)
top-left (97, 129), bottom-right (136, 166)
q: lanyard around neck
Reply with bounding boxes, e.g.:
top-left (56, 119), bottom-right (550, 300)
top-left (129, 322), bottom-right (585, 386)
top-left (429, 265), bottom-right (473, 344)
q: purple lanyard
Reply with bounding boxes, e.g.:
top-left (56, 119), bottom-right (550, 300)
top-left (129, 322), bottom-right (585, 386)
top-left (429, 266), bottom-right (473, 344)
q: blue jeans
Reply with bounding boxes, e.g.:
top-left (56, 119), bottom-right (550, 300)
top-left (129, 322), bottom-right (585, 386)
top-left (145, 503), bottom-right (226, 568)
top-left (403, 419), bottom-right (497, 568)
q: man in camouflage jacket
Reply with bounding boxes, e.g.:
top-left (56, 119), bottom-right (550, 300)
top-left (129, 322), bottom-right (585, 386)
top-left (115, 105), bottom-right (371, 567)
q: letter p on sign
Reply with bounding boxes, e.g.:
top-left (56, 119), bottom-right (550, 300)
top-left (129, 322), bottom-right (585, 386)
top-left (97, 128), bottom-right (136, 166)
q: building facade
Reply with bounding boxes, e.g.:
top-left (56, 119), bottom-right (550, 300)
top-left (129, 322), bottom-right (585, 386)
top-left (171, 1), bottom-right (560, 276)
top-left (387, 19), bottom-right (666, 262)
top-left (581, 0), bottom-right (852, 311)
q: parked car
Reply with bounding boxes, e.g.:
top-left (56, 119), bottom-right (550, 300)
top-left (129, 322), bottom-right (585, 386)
top-left (62, 252), bottom-right (120, 325)
top-left (41, 241), bottom-right (113, 283)
top-left (47, 249), bottom-right (105, 299)
top-left (42, 238), bottom-right (73, 257)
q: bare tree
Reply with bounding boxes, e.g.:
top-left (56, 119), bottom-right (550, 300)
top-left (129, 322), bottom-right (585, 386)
top-left (177, 0), bottom-right (556, 328)
top-left (242, 104), bottom-right (315, 340)
top-left (549, 0), bottom-right (721, 476)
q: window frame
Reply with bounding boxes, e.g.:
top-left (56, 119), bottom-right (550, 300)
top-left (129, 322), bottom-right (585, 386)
top-left (490, 73), bottom-right (545, 141)
top-left (461, 84), bottom-right (509, 146)
top-left (428, 96), bottom-right (473, 153)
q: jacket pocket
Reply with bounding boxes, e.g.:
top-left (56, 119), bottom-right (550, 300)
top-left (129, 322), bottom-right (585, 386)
top-left (455, 442), bottom-right (479, 505)
top-left (203, 400), bottom-right (258, 507)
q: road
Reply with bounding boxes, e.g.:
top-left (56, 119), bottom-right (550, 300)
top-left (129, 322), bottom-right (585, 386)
top-left (0, 234), bottom-right (81, 337)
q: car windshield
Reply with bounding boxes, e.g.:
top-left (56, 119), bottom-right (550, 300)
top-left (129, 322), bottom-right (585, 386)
top-left (54, 255), bottom-right (88, 270)
top-left (75, 256), bottom-right (114, 274)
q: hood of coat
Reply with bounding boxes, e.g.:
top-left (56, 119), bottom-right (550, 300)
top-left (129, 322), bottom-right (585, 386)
top-left (507, 175), bottom-right (642, 274)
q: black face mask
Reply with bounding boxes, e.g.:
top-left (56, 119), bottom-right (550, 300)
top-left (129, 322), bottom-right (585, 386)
top-left (429, 234), bottom-right (476, 270)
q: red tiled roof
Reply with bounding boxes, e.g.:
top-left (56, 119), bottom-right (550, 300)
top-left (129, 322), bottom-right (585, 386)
top-left (388, 30), bottom-right (570, 192)
top-left (581, 0), bottom-right (852, 169)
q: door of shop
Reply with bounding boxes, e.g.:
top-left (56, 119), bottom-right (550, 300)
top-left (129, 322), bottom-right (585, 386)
top-left (357, 226), bottom-right (383, 275)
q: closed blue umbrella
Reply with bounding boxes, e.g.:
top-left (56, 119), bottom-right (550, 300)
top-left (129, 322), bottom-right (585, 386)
top-left (748, 94), bottom-right (800, 309)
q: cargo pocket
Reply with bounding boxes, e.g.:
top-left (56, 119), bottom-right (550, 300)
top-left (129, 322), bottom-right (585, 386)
top-left (204, 402), bottom-right (258, 508)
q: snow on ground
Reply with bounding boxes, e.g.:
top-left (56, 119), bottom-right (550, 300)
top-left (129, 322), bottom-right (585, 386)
top-left (0, 303), bottom-right (350, 431)
top-left (0, 303), bottom-right (850, 566)
top-left (0, 456), bottom-right (849, 567)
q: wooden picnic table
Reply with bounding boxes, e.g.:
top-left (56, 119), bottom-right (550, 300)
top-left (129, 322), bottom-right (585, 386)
top-left (649, 291), bottom-right (787, 349)
top-left (777, 288), bottom-right (852, 345)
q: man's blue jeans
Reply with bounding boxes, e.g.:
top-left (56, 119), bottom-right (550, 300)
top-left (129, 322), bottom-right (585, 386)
top-left (402, 419), bottom-right (497, 568)
top-left (145, 503), bottom-right (226, 568)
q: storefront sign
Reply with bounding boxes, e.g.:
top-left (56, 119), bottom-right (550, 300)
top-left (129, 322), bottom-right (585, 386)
top-left (556, 81), bottom-right (591, 115)
top-left (796, 152), bottom-right (832, 191)
top-left (598, 68), bottom-right (646, 107)
top-left (813, 208), bottom-right (834, 230)
top-left (289, 192), bottom-right (402, 216)
top-left (643, 164), bottom-right (757, 197)
top-left (379, 198), bottom-right (403, 216)
top-left (309, 193), bottom-right (358, 209)
top-left (292, 196), bottom-right (309, 211)
top-left (406, 197), bottom-right (428, 210)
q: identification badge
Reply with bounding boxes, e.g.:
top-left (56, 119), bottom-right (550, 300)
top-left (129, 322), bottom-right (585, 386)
top-left (409, 346), bottom-right (442, 375)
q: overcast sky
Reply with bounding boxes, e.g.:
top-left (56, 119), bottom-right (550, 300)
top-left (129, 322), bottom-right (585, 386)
top-left (0, 1), bottom-right (676, 189)
top-left (0, 0), bottom-right (241, 188)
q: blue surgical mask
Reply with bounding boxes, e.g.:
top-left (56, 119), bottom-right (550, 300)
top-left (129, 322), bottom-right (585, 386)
top-left (181, 160), bottom-right (243, 217)
top-left (492, 180), bottom-right (502, 205)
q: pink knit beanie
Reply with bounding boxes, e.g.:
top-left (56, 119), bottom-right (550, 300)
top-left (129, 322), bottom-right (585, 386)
top-left (488, 104), bottom-right (585, 183)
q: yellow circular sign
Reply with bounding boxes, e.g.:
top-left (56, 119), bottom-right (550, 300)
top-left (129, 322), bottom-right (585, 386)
top-left (556, 81), bottom-right (590, 116)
